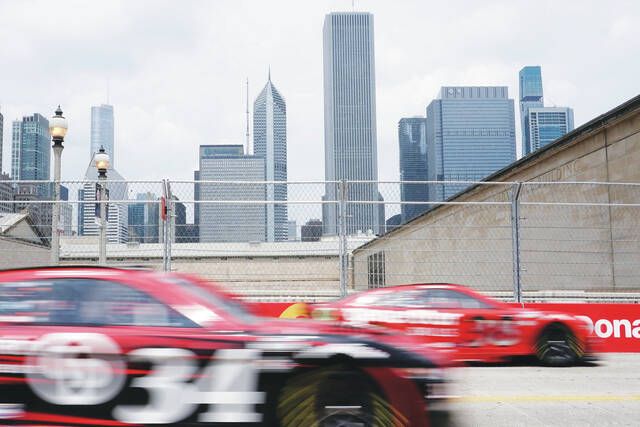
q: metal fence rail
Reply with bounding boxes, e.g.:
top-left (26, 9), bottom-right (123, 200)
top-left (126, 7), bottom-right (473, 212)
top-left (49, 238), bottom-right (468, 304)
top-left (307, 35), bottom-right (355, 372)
top-left (1, 179), bottom-right (639, 302)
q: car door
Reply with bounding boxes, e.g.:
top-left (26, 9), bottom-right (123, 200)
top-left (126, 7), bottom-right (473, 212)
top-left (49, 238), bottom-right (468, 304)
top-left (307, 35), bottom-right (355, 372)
top-left (422, 289), bottom-right (519, 361)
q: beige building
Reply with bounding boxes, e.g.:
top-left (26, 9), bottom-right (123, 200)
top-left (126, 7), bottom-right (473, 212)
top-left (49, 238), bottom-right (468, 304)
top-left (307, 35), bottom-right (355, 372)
top-left (353, 95), bottom-right (640, 295)
top-left (0, 213), bottom-right (49, 270)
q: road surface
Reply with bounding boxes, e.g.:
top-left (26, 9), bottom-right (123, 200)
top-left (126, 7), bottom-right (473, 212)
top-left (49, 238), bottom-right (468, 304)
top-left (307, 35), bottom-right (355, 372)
top-left (446, 354), bottom-right (640, 426)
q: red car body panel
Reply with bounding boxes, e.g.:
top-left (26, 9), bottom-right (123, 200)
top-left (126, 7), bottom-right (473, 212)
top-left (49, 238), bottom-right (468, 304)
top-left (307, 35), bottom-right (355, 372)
top-left (314, 283), bottom-right (597, 364)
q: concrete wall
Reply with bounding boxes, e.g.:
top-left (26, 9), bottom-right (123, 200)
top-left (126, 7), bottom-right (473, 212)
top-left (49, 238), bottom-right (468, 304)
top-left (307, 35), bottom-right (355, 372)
top-left (0, 238), bottom-right (50, 269)
top-left (353, 99), bottom-right (640, 293)
top-left (60, 255), bottom-right (341, 300)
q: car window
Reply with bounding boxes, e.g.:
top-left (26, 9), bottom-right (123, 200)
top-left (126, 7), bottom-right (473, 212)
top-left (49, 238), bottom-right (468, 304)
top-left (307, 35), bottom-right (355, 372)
top-left (164, 276), bottom-right (256, 324)
top-left (353, 290), bottom-right (426, 308)
top-left (424, 289), bottom-right (490, 309)
top-left (0, 279), bottom-right (198, 328)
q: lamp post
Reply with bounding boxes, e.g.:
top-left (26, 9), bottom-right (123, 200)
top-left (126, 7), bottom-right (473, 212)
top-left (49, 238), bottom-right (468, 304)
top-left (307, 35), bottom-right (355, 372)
top-left (95, 146), bottom-right (110, 265)
top-left (49, 106), bottom-right (68, 265)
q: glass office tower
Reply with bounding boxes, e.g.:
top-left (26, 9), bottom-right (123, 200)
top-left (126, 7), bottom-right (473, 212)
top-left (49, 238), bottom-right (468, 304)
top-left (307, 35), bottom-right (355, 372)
top-left (90, 104), bottom-right (114, 164)
top-left (426, 86), bottom-right (516, 200)
top-left (519, 66), bottom-right (544, 155)
top-left (527, 107), bottom-right (574, 153)
top-left (398, 117), bottom-right (429, 223)
top-left (322, 12), bottom-right (384, 235)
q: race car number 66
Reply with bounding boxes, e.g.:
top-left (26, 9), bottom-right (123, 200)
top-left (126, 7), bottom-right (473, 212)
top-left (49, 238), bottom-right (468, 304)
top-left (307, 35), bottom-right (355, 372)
top-left (26, 333), bottom-right (265, 424)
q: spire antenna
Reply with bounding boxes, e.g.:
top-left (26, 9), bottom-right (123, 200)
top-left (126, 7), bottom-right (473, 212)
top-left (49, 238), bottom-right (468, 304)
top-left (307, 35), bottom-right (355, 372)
top-left (268, 66), bottom-right (271, 81)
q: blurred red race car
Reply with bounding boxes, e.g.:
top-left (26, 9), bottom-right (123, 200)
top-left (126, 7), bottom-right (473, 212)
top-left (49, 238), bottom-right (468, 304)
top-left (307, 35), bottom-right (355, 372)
top-left (312, 283), bottom-right (598, 366)
top-left (0, 267), bottom-right (450, 427)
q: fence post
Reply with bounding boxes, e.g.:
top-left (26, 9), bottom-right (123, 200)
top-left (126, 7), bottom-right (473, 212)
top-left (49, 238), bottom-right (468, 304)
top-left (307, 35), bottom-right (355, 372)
top-left (510, 182), bottom-right (523, 303)
top-left (338, 180), bottom-right (348, 297)
top-left (162, 179), bottom-right (173, 272)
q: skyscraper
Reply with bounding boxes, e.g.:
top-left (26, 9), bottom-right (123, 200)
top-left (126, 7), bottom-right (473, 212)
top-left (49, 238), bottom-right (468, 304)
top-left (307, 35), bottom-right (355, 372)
top-left (426, 86), bottom-right (516, 200)
top-left (11, 113), bottom-right (50, 181)
top-left (0, 110), bottom-right (4, 174)
top-left (79, 159), bottom-right (129, 243)
top-left (519, 66), bottom-right (544, 155)
top-left (322, 12), bottom-right (383, 235)
top-left (128, 192), bottom-right (160, 243)
top-left (526, 107), bottom-right (574, 153)
top-left (519, 66), bottom-right (574, 155)
top-left (90, 104), bottom-right (114, 164)
top-left (253, 73), bottom-right (288, 242)
top-left (398, 117), bottom-right (429, 223)
top-left (198, 145), bottom-right (266, 243)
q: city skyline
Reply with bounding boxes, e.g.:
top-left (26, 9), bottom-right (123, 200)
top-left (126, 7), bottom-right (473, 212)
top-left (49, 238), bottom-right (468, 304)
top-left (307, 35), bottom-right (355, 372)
top-left (2, 1), bottom-right (635, 183)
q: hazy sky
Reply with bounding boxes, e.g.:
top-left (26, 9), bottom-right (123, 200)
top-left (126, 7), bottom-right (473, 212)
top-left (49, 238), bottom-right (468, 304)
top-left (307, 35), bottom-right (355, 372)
top-left (1, 0), bottom-right (638, 183)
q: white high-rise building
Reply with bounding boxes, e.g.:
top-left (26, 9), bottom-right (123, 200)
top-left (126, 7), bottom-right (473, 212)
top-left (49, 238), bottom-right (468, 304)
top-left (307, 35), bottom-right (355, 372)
top-left (322, 12), bottom-right (383, 235)
top-left (197, 145), bottom-right (266, 243)
top-left (90, 104), bottom-right (114, 165)
top-left (78, 157), bottom-right (128, 243)
top-left (253, 73), bottom-right (288, 242)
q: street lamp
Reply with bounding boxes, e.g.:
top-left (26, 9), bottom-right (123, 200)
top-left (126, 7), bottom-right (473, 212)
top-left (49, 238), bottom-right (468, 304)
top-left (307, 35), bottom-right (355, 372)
top-left (95, 146), bottom-right (110, 265)
top-left (49, 105), bottom-right (68, 265)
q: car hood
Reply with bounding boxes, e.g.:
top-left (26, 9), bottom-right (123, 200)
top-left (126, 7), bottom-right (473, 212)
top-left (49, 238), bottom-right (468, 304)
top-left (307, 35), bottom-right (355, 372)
top-left (246, 316), bottom-right (452, 367)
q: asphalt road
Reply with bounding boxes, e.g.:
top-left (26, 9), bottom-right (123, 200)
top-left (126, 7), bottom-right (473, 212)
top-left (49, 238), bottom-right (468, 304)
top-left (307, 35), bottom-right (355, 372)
top-left (446, 354), bottom-right (640, 427)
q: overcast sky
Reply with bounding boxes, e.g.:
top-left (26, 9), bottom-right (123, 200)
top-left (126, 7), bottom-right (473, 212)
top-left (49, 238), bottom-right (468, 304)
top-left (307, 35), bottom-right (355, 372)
top-left (1, 0), bottom-right (639, 183)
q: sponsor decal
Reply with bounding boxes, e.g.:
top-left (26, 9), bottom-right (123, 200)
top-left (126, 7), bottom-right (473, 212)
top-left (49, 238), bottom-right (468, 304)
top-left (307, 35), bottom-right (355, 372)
top-left (343, 308), bottom-right (463, 326)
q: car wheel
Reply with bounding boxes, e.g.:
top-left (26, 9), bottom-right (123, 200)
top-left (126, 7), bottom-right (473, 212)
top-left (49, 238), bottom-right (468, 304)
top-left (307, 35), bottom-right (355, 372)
top-left (277, 365), bottom-right (409, 427)
top-left (535, 323), bottom-right (582, 366)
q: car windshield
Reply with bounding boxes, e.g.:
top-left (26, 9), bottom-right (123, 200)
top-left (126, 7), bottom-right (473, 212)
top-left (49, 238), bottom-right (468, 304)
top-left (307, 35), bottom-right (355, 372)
top-left (164, 276), bottom-right (256, 324)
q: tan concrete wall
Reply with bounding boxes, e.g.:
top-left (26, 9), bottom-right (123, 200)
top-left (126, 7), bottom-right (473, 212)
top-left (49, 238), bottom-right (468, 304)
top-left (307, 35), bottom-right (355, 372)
top-left (353, 105), bottom-right (640, 293)
top-left (0, 238), bottom-right (50, 269)
top-left (62, 255), bottom-right (341, 296)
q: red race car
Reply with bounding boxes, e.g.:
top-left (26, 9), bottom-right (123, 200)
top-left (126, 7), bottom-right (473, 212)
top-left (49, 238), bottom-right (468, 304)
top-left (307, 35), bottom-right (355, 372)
top-left (0, 267), bottom-right (450, 427)
top-left (312, 283), bottom-right (598, 366)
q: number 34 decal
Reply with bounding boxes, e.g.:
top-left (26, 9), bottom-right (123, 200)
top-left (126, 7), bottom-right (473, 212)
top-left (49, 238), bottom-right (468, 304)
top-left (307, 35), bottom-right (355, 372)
top-left (26, 333), bottom-right (265, 424)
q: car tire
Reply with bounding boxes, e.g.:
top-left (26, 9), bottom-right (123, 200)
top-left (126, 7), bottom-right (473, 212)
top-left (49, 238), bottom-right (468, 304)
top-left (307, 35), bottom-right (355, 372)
top-left (276, 364), bottom-right (409, 427)
top-left (535, 323), bottom-right (582, 367)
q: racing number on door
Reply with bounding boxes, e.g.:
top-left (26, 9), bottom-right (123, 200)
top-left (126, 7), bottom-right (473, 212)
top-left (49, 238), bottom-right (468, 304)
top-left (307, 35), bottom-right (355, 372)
top-left (467, 317), bottom-right (520, 347)
top-left (115, 347), bottom-right (265, 424)
top-left (26, 333), bottom-right (265, 424)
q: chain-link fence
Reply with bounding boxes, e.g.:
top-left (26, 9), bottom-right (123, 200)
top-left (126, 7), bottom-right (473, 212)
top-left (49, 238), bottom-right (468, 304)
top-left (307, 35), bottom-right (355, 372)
top-left (1, 179), bottom-right (639, 302)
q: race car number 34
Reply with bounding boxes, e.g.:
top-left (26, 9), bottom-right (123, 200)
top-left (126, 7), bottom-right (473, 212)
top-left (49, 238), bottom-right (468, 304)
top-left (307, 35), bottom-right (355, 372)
top-left (23, 333), bottom-right (265, 424)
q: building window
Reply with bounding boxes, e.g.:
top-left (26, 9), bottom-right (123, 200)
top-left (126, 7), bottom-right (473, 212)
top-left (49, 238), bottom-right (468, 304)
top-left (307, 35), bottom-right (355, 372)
top-left (367, 251), bottom-right (386, 288)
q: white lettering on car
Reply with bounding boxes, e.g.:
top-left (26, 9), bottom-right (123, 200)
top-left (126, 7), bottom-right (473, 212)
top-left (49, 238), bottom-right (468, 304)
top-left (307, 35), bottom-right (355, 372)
top-left (2, 333), bottom-right (269, 424)
top-left (343, 308), bottom-right (463, 326)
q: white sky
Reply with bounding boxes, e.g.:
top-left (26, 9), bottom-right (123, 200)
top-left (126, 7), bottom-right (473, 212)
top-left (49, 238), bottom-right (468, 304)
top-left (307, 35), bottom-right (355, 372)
top-left (1, 0), bottom-right (639, 184)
